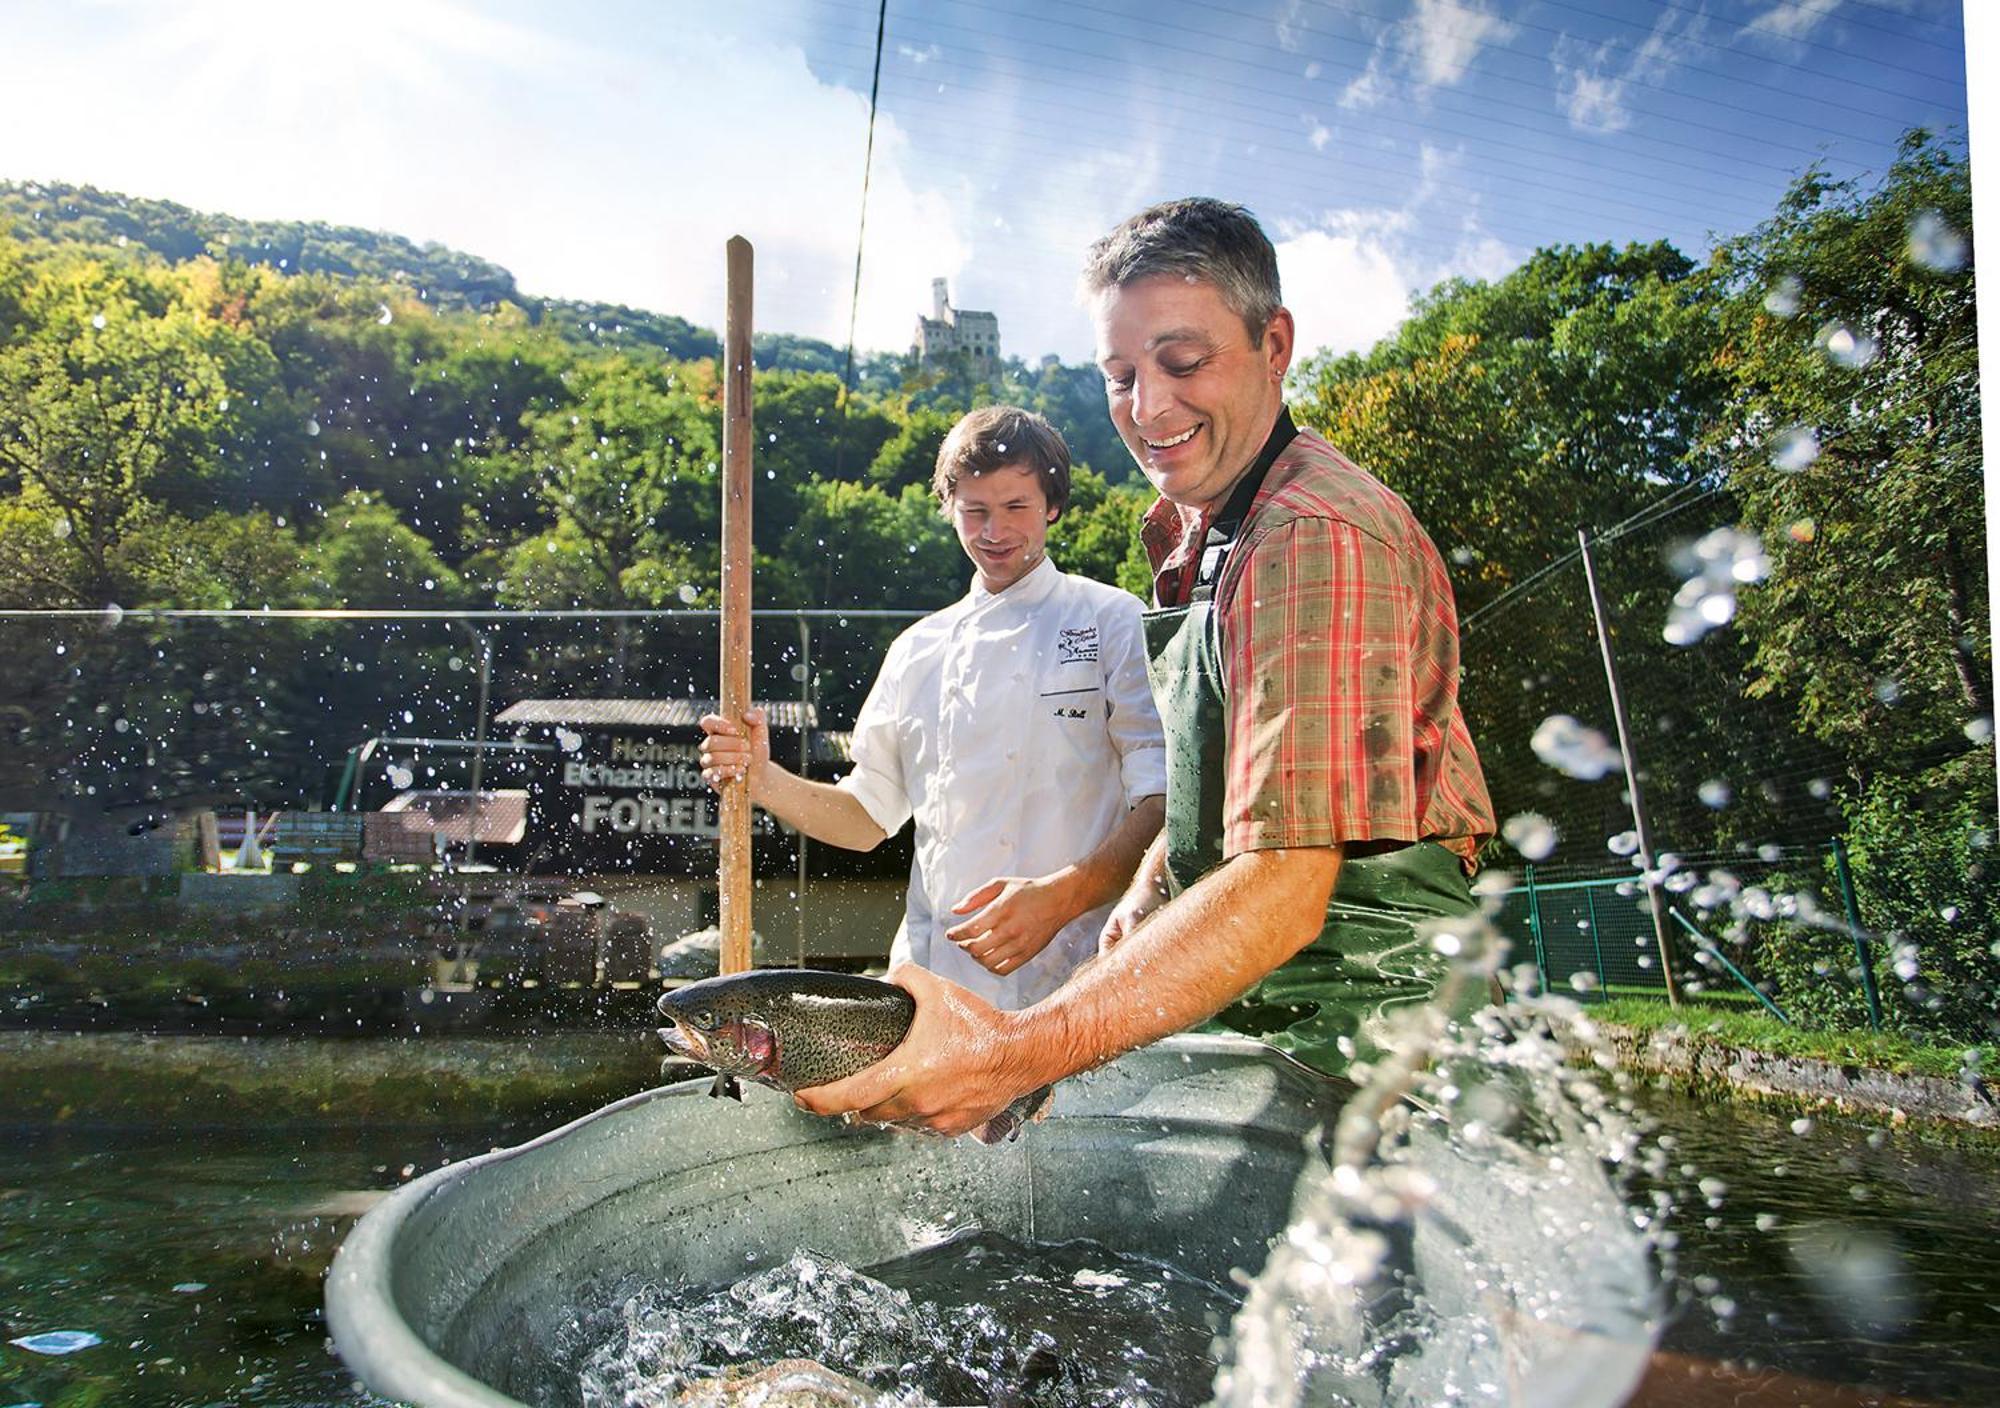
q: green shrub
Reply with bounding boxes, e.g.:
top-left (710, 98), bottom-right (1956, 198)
top-left (1844, 746), bottom-right (1997, 1043)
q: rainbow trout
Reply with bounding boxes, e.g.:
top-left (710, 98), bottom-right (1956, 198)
top-left (656, 969), bottom-right (1053, 1144)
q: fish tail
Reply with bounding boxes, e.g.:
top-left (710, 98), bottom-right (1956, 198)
top-left (971, 1084), bottom-right (1057, 1145)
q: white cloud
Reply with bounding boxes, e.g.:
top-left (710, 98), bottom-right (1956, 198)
top-left (1307, 119), bottom-right (1334, 152)
top-left (1274, 152), bottom-right (1520, 361)
top-left (1551, 6), bottom-right (1708, 136)
top-left (1341, 46), bottom-right (1392, 111)
top-left (1743, 0), bottom-right (1844, 43)
top-left (0, 0), bottom-right (973, 356)
top-left (1407, 0), bottom-right (1517, 89)
top-left (897, 42), bottom-right (943, 65)
top-left (1336, 0), bottom-right (1515, 113)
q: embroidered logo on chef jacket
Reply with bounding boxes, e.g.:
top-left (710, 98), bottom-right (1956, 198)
top-left (1056, 625), bottom-right (1099, 664)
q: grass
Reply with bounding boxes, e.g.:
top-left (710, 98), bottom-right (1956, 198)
top-left (1587, 995), bottom-right (1992, 1081)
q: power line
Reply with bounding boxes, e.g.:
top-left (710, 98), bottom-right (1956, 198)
top-left (840, 0), bottom-right (891, 400)
top-left (773, 0), bottom-right (1859, 191)
top-left (864, 0), bottom-right (1921, 165)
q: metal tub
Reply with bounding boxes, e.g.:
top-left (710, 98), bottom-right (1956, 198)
top-left (325, 1033), bottom-right (1655, 1407)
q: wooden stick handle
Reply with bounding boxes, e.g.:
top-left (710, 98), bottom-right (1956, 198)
top-left (719, 236), bottom-right (755, 974)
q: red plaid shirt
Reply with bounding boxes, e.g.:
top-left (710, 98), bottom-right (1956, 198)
top-left (1142, 424), bottom-right (1494, 869)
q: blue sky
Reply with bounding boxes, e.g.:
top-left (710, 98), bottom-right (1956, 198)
top-left (0, 0), bottom-right (1973, 363)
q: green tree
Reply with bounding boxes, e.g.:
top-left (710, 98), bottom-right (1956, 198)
top-left (1709, 132), bottom-right (1986, 775)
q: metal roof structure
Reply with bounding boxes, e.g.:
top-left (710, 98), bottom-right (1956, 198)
top-left (494, 699), bottom-right (820, 730)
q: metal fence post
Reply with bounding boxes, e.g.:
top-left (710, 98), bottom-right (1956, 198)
top-left (1578, 525), bottom-right (1681, 1007)
top-left (1582, 883), bottom-right (1610, 997)
top-left (1831, 836), bottom-right (1884, 1031)
top-left (1524, 863), bottom-right (1550, 995)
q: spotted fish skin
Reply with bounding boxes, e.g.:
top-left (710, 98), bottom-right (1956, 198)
top-left (656, 969), bottom-right (1052, 1143)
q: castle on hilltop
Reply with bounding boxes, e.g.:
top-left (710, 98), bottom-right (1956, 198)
top-left (913, 278), bottom-right (1000, 373)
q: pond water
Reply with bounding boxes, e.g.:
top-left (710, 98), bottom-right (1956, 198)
top-left (2, 1038), bottom-right (1996, 1407)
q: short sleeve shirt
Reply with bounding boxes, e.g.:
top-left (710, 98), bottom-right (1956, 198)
top-left (1141, 423), bottom-right (1494, 869)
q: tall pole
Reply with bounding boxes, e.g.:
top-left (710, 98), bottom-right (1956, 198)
top-left (719, 238), bottom-right (756, 976)
top-left (796, 617), bottom-right (812, 970)
top-left (461, 623), bottom-right (493, 872)
top-left (1578, 526), bottom-right (1681, 1008)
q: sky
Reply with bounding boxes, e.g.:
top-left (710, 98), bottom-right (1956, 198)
top-left (0, 0), bottom-right (1975, 364)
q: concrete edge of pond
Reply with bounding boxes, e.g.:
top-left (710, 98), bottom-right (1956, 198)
top-left (0, 1029), bottom-right (664, 1122)
top-left (1586, 1023), bottom-right (1998, 1130)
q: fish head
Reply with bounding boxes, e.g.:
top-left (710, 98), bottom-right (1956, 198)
top-left (657, 986), bottom-right (778, 1081)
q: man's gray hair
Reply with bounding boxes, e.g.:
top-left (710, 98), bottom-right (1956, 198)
top-left (1080, 198), bottom-right (1283, 343)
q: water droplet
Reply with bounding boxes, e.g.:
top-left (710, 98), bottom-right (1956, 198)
top-left (91, 313), bottom-right (107, 330)
top-left (1817, 321), bottom-right (1878, 369)
top-left (1531, 714), bottom-right (1621, 781)
top-left (1906, 208), bottom-right (1967, 272)
top-left (1698, 779), bottom-right (1732, 809)
top-left (677, 583), bottom-right (700, 604)
top-left (377, 304), bottom-right (394, 325)
top-left (1762, 274), bottom-right (1801, 317)
top-left (11, 1330), bottom-right (102, 1354)
top-left (1501, 811), bottom-right (1559, 860)
top-left (1770, 425), bottom-right (1820, 472)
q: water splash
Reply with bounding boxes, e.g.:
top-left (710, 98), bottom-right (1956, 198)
top-left (1664, 528), bottom-right (1767, 645)
top-left (1210, 916), bottom-right (1659, 1407)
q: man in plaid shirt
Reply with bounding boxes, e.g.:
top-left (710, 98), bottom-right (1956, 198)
top-left (801, 199), bottom-right (1496, 1136)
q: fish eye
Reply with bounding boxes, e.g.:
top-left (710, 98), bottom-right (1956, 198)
top-left (692, 1008), bottom-right (717, 1029)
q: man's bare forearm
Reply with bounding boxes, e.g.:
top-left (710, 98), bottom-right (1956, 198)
top-left (1010, 845), bottom-right (1341, 1088)
top-left (1046, 794), bottom-right (1164, 918)
top-left (752, 763), bottom-right (890, 852)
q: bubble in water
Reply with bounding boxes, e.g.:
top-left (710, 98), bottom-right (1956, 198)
top-left (1531, 713), bottom-right (1621, 781)
top-left (1502, 811), bottom-right (1559, 860)
top-left (1769, 425), bottom-right (1820, 472)
top-left (556, 728), bottom-right (583, 753)
top-left (1607, 830), bottom-right (1640, 857)
top-left (677, 582), bottom-right (700, 604)
top-left (1568, 969), bottom-right (1600, 993)
top-left (387, 764), bottom-right (415, 789)
top-left (1698, 778), bottom-right (1732, 809)
top-left (1762, 274), bottom-right (1801, 317)
top-left (306, 417), bottom-right (321, 436)
top-left (1906, 208), bottom-right (1967, 272)
top-left (91, 313), bottom-right (107, 329)
top-left (1790, 1117), bottom-right (1814, 1136)
top-left (377, 304), bottom-right (394, 324)
top-left (52, 516), bottom-right (72, 540)
top-left (1965, 717), bottom-right (1994, 744)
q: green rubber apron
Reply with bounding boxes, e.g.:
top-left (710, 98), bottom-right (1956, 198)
top-left (1142, 442), bottom-right (1479, 1075)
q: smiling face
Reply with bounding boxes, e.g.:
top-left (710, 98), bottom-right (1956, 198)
top-left (1093, 273), bottom-right (1294, 513)
top-left (948, 462), bottom-right (1056, 593)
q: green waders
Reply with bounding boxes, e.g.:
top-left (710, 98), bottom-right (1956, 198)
top-left (1142, 533), bottom-right (1481, 1077)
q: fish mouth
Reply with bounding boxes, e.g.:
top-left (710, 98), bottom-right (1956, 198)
top-left (657, 1022), bottom-right (708, 1061)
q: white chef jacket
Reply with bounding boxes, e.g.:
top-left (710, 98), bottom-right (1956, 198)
top-left (835, 555), bottom-right (1167, 1008)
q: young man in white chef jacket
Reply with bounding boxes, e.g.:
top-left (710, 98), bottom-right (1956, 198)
top-left (698, 405), bottom-right (1167, 1008)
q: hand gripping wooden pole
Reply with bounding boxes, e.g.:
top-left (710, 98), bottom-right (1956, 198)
top-left (719, 237), bottom-right (755, 975)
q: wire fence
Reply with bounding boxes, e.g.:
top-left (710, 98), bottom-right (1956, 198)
top-left (1458, 488), bottom-right (1988, 1036)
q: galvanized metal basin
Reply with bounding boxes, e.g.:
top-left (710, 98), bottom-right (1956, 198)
top-left (324, 1034), bottom-right (1656, 1407)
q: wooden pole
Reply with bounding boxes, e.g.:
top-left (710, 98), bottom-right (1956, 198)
top-left (719, 237), bottom-right (755, 975)
top-left (1578, 525), bottom-right (1681, 1008)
